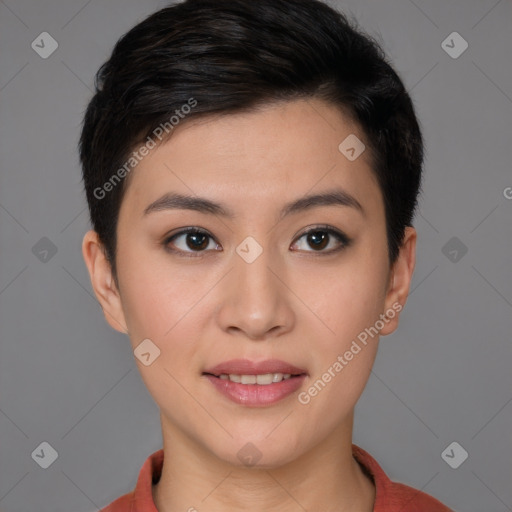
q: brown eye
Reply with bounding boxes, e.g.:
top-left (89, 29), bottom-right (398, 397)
top-left (306, 231), bottom-right (329, 250)
top-left (183, 232), bottom-right (209, 250)
top-left (164, 228), bottom-right (219, 255)
top-left (291, 226), bottom-right (350, 254)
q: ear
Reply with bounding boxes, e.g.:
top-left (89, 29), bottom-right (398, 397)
top-left (81, 229), bottom-right (129, 334)
top-left (379, 226), bottom-right (417, 336)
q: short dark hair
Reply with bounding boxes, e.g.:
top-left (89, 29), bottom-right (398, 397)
top-left (79, 0), bottom-right (424, 285)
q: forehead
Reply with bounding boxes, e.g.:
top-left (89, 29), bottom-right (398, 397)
top-left (120, 98), bottom-right (382, 221)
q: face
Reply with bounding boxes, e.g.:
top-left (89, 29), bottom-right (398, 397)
top-left (83, 98), bottom-right (416, 468)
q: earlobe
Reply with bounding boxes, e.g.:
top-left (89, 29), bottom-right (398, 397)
top-left (380, 226), bottom-right (417, 336)
top-left (81, 230), bottom-right (128, 334)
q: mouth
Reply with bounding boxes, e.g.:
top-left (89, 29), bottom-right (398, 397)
top-left (201, 358), bottom-right (308, 406)
top-left (202, 358), bottom-right (308, 383)
top-left (202, 372), bottom-right (306, 385)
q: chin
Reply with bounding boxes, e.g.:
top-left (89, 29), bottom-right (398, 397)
top-left (208, 431), bottom-right (304, 469)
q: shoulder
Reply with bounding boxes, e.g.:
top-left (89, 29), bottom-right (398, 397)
top-left (97, 448), bottom-right (163, 511)
top-left (352, 444), bottom-right (455, 512)
top-left (381, 480), bottom-right (455, 511)
top-left (98, 491), bottom-right (134, 512)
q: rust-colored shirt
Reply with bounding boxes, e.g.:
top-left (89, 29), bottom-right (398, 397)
top-left (100, 444), bottom-right (454, 511)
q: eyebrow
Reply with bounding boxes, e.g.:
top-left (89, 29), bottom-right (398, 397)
top-left (142, 188), bottom-right (365, 220)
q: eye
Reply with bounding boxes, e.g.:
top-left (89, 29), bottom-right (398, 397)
top-left (163, 224), bottom-right (351, 257)
top-left (164, 227), bottom-right (220, 256)
top-left (291, 225), bottom-right (350, 254)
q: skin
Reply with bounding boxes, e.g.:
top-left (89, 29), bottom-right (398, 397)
top-left (82, 98), bottom-right (416, 512)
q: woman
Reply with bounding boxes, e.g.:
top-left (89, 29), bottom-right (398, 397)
top-left (80, 0), bottom-right (455, 510)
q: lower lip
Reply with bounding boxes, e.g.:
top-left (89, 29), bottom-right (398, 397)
top-left (203, 374), bottom-right (307, 407)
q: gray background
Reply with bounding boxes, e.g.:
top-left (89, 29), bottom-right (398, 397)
top-left (0, 0), bottom-right (511, 511)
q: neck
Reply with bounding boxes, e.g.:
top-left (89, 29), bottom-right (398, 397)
top-left (152, 413), bottom-right (375, 512)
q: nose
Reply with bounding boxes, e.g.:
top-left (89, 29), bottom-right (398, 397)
top-left (215, 241), bottom-right (295, 341)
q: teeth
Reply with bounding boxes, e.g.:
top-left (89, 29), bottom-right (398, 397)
top-left (241, 374), bottom-right (256, 384)
top-left (218, 373), bottom-right (293, 384)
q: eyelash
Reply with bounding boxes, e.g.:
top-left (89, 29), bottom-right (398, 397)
top-left (163, 225), bottom-right (351, 257)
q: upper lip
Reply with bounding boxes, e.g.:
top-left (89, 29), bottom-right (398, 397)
top-left (203, 358), bottom-right (308, 376)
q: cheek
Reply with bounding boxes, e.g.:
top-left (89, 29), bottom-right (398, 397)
top-left (116, 258), bottom-right (206, 416)
top-left (295, 282), bottom-right (383, 426)
top-left (306, 285), bottom-right (382, 401)
top-left (308, 260), bottom-right (387, 349)
top-left (296, 248), bottom-right (388, 401)
top-left (116, 250), bottom-right (214, 402)
top-left (117, 243), bottom-right (206, 342)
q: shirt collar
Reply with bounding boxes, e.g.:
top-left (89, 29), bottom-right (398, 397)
top-left (129, 444), bottom-right (393, 511)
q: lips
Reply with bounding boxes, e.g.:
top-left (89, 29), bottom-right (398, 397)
top-left (202, 358), bottom-right (308, 377)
